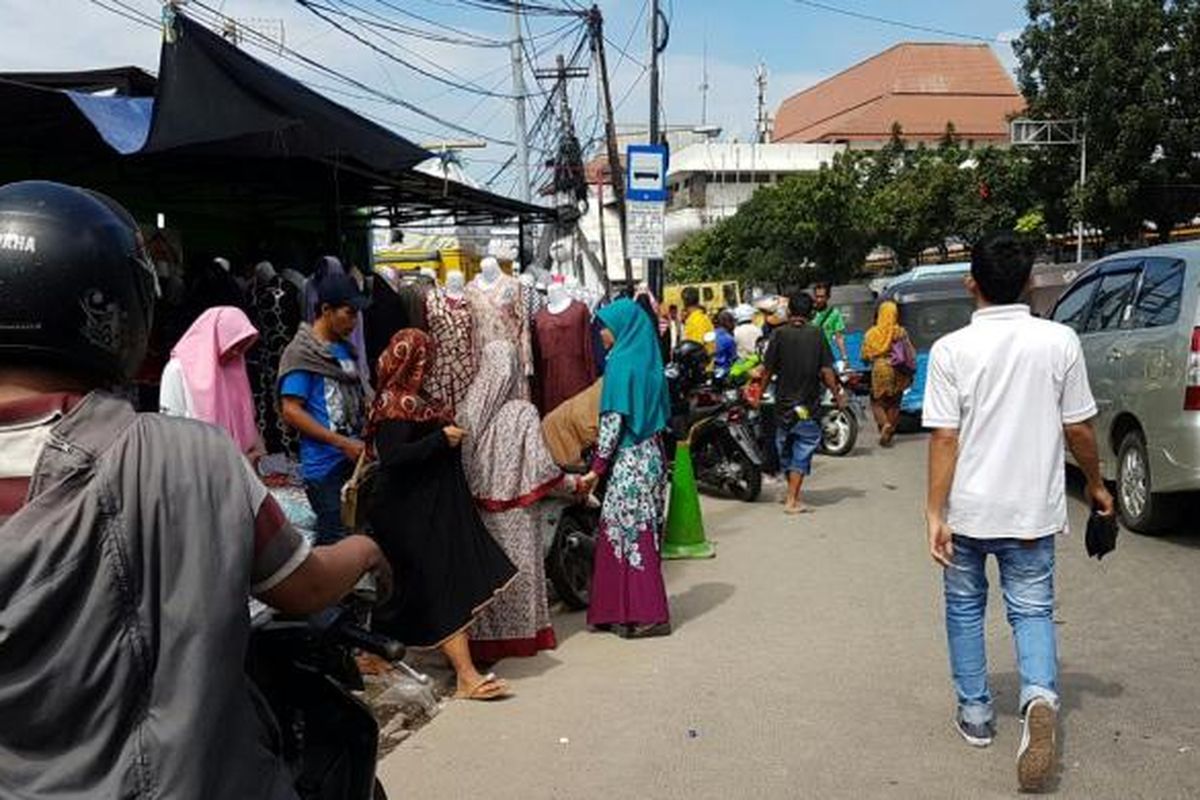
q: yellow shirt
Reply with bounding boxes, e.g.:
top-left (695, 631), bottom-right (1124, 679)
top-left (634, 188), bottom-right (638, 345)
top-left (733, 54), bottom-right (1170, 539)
top-left (683, 308), bottom-right (715, 355)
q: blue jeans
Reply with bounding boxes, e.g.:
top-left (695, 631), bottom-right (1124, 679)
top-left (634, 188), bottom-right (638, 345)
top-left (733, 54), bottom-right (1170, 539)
top-left (943, 534), bottom-right (1059, 725)
top-left (775, 419), bottom-right (822, 476)
top-left (303, 459), bottom-right (354, 546)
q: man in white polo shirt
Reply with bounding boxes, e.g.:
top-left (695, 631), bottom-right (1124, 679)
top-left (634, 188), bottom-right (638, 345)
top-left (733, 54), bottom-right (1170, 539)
top-left (923, 231), bottom-right (1114, 792)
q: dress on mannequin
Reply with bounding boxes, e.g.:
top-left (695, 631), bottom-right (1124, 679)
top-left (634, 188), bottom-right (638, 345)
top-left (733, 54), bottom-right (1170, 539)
top-left (425, 275), bottom-right (477, 413)
top-left (532, 285), bottom-right (595, 414)
top-left (466, 258), bottom-right (533, 399)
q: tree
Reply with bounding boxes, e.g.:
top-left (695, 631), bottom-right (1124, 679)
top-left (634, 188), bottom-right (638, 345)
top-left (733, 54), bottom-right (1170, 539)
top-left (1015, 0), bottom-right (1200, 243)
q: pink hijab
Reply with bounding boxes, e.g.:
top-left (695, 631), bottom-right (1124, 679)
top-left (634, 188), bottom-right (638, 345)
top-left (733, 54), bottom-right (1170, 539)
top-left (171, 306), bottom-right (261, 453)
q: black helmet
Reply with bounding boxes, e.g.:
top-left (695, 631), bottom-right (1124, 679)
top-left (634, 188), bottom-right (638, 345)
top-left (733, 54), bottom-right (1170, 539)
top-left (0, 181), bottom-right (158, 382)
top-left (672, 340), bottom-right (710, 386)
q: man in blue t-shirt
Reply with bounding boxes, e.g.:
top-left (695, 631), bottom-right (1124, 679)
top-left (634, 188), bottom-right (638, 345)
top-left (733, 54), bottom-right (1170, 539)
top-left (279, 272), bottom-right (370, 544)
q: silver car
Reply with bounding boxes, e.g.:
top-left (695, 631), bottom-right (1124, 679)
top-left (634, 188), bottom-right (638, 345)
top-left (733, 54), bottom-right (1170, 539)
top-left (1049, 243), bottom-right (1200, 533)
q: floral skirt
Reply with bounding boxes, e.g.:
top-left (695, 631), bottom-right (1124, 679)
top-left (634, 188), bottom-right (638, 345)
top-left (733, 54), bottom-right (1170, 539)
top-left (870, 358), bottom-right (912, 401)
top-left (470, 505), bottom-right (557, 661)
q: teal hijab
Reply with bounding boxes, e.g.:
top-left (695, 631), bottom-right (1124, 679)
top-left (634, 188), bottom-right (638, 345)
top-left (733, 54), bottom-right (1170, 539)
top-left (597, 298), bottom-right (670, 444)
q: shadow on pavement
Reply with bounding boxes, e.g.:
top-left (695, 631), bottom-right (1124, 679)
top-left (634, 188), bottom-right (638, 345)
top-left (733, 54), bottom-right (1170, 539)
top-left (669, 581), bottom-right (736, 630)
top-left (804, 486), bottom-right (868, 507)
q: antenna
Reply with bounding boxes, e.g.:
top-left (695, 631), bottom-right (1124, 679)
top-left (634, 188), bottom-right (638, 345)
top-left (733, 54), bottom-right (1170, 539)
top-left (754, 62), bottom-right (772, 144)
top-left (699, 35), bottom-right (710, 126)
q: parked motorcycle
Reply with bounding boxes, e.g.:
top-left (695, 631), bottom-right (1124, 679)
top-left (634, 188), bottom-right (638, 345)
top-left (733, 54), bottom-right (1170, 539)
top-left (246, 587), bottom-right (417, 800)
top-left (741, 359), bottom-right (867, 463)
top-left (539, 482), bottom-right (600, 612)
top-left (665, 342), bottom-right (764, 502)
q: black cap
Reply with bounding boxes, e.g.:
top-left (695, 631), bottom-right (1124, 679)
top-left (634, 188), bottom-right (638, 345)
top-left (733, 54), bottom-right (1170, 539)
top-left (316, 273), bottom-right (370, 311)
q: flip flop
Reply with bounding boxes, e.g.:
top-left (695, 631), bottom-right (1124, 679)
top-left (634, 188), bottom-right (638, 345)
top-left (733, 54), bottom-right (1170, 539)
top-left (455, 674), bottom-right (511, 701)
top-left (783, 505), bottom-right (813, 515)
top-left (621, 622), bottom-right (672, 639)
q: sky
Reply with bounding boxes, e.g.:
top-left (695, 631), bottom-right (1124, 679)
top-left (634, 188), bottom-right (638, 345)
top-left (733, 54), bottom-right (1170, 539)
top-left (0, 0), bottom-right (1029, 195)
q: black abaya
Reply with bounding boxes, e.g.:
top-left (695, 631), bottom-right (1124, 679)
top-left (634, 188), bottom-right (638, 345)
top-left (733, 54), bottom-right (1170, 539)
top-left (368, 419), bottom-right (516, 648)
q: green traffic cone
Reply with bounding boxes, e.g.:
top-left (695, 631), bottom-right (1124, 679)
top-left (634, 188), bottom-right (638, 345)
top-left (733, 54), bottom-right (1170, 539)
top-left (662, 441), bottom-right (716, 560)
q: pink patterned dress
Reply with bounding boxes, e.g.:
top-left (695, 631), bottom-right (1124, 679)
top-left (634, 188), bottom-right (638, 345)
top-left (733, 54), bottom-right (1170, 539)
top-left (465, 274), bottom-right (532, 400)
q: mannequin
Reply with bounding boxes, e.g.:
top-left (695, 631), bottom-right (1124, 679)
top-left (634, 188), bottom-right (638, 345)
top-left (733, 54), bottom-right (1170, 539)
top-left (478, 255), bottom-right (503, 287)
top-left (467, 256), bottom-right (533, 399)
top-left (419, 266), bottom-right (437, 282)
top-left (445, 269), bottom-right (466, 300)
top-left (425, 269), bottom-right (476, 412)
top-left (532, 283), bottom-right (594, 414)
top-left (546, 283), bottom-right (571, 315)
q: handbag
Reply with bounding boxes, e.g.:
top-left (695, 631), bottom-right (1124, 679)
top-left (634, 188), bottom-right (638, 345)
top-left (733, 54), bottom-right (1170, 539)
top-left (889, 333), bottom-right (916, 373)
top-left (340, 451), bottom-right (378, 532)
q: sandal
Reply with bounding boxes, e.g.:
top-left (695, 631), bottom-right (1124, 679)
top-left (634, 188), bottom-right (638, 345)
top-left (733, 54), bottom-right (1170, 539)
top-left (455, 673), bottom-right (511, 701)
top-left (620, 622), bottom-right (672, 639)
top-left (880, 424), bottom-right (896, 447)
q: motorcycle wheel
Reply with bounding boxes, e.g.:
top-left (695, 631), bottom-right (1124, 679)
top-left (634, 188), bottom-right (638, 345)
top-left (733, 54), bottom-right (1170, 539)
top-left (546, 510), bottom-right (595, 611)
top-left (819, 408), bottom-right (858, 457)
top-left (727, 451), bottom-right (763, 503)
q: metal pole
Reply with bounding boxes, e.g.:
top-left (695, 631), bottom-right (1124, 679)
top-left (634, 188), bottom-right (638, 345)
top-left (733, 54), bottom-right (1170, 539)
top-left (590, 6), bottom-right (633, 290)
top-left (647, 0), bottom-right (664, 298)
top-left (511, 2), bottom-right (531, 204)
top-left (1077, 132), bottom-right (1087, 263)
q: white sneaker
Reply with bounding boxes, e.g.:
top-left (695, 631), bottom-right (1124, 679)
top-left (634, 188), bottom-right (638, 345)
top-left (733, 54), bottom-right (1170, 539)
top-left (1017, 698), bottom-right (1057, 792)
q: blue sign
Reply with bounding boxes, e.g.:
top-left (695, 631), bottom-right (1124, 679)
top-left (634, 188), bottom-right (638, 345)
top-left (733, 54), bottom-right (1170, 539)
top-left (626, 144), bottom-right (669, 202)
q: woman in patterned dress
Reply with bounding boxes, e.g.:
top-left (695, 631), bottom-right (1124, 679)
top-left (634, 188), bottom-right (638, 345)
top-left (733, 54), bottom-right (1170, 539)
top-left (580, 299), bottom-right (673, 638)
top-left (457, 341), bottom-right (564, 661)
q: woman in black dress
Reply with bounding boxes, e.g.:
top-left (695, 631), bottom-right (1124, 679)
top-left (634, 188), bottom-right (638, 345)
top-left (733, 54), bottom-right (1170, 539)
top-left (366, 329), bottom-right (516, 700)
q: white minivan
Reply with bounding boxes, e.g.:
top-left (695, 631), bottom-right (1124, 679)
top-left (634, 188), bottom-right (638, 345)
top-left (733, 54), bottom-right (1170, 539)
top-left (1050, 243), bottom-right (1200, 533)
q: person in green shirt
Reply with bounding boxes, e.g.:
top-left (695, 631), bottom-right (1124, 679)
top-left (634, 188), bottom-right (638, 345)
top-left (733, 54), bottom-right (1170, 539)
top-left (811, 282), bottom-right (847, 362)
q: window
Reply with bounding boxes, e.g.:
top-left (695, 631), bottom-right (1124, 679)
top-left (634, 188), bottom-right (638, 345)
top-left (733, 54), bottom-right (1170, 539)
top-left (702, 287), bottom-right (716, 303)
top-left (1051, 276), bottom-right (1099, 332)
top-left (1131, 257), bottom-right (1184, 328)
top-left (738, 174), bottom-right (753, 184)
top-left (1085, 269), bottom-right (1139, 333)
top-left (754, 173), bottom-right (771, 183)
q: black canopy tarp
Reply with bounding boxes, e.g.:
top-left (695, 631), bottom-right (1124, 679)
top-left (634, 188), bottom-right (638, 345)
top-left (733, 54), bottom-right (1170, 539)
top-left (0, 11), bottom-right (551, 240)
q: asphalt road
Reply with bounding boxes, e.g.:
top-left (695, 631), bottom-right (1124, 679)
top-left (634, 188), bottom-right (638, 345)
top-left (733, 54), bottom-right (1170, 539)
top-left (377, 432), bottom-right (1200, 799)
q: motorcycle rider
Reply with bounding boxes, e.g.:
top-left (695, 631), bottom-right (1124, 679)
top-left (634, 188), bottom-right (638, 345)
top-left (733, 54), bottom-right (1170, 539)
top-left (0, 182), bottom-right (389, 800)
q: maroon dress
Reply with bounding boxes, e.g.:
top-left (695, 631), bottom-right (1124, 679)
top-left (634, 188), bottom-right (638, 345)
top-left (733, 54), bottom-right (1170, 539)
top-left (533, 301), bottom-right (596, 415)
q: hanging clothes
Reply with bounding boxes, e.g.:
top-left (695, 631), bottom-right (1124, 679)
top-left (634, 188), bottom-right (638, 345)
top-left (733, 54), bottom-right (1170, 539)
top-left (424, 289), bottom-right (477, 414)
top-left (532, 300), bottom-right (596, 415)
top-left (465, 273), bottom-right (533, 400)
top-left (249, 263), bottom-right (301, 455)
top-left (364, 274), bottom-right (426, 384)
top-left (457, 341), bottom-right (562, 661)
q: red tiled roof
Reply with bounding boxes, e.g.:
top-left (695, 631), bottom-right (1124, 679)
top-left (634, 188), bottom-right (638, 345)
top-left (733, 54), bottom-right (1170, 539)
top-left (773, 43), bottom-right (1025, 144)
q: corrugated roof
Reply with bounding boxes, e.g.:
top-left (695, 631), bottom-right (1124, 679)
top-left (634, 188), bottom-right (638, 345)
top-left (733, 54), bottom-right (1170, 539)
top-left (773, 43), bottom-right (1024, 144)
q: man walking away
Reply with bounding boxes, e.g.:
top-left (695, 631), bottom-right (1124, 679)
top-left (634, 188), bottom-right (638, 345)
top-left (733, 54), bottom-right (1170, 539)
top-left (923, 231), bottom-right (1114, 792)
top-left (762, 293), bottom-right (846, 515)
top-left (280, 272), bottom-right (371, 545)
top-left (811, 282), bottom-right (848, 363)
top-left (681, 286), bottom-right (715, 356)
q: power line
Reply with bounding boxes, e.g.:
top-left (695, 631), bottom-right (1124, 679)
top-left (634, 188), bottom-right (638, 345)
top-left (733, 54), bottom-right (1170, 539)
top-left (295, 0), bottom-right (524, 98)
top-left (86, 0), bottom-right (159, 30)
top-left (790, 0), bottom-right (1012, 45)
top-left (187, 0), bottom-right (516, 145)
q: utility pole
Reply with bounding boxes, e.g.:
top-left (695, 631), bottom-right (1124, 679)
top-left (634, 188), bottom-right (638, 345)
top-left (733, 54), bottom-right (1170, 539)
top-left (699, 37), bottom-right (710, 126)
top-left (511, 2), bottom-right (531, 204)
top-left (589, 5), bottom-right (633, 290)
top-left (646, 0), bottom-right (668, 298)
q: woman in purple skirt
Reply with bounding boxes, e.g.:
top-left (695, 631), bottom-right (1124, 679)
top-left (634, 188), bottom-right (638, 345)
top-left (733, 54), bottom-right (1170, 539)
top-left (580, 299), bottom-right (672, 638)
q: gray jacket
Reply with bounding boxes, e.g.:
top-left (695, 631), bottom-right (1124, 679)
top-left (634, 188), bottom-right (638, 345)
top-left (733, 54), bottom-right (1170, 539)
top-left (0, 393), bottom-right (295, 799)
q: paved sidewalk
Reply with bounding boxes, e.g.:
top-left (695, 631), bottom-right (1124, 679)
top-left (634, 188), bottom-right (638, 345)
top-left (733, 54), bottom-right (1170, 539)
top-left (378, 435), bottom-right (1200, 799)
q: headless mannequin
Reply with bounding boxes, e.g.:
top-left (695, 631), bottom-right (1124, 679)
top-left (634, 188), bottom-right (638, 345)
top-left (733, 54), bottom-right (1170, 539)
top-left (546, 283), bottom-right (571, 315)
top-left (445, 270), bottom-right (466, 300)
top-left (419, 267), bottom-right (437, 282)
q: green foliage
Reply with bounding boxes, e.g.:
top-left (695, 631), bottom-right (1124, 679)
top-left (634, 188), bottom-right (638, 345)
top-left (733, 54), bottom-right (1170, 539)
top-left (1015, 0), bottom-right (1200, 241)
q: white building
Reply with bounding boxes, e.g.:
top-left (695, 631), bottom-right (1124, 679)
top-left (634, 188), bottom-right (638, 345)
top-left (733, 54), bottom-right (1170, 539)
top-left (663, 142), bottom-right (845, 246)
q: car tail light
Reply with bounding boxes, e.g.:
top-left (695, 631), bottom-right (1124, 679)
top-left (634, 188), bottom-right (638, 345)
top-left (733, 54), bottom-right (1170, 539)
top-left (1186, 327), bottom-right (1200, 411)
